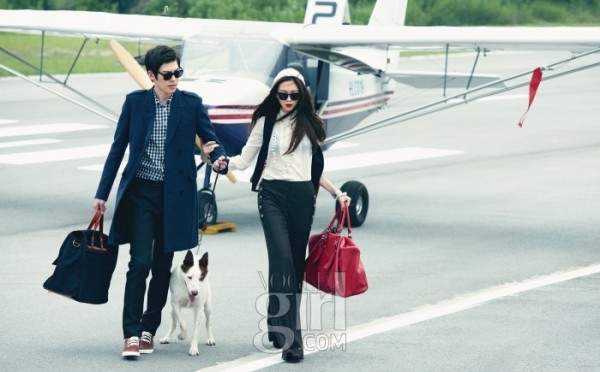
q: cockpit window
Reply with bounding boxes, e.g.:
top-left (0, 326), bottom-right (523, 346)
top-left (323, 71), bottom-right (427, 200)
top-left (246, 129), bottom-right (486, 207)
top-left (181, 26), bottom-right (284, 84)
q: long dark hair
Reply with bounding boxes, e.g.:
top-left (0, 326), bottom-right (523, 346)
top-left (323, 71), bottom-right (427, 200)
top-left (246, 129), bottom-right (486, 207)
top-left (250, 76), bottom-right (326, 155)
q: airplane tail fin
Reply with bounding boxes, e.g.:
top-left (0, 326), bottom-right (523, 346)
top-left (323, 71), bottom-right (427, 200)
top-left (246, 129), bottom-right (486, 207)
top-left (304, 0), bottom-right (351, 25)
top-left (369, 0), bottom-right (408, 26)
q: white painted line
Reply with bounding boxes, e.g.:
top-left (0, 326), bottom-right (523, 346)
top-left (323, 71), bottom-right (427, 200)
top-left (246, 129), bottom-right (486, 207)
top-left (0, 144), bottom-right (110, 164)
top-left (204, 147), bottom-right (463, 183)
top-left (0, 139), bottom-right (60, 148)
top-left (324, 147), bottom-right (464, 172)
top-left (0, 119), bottom-right (18, 125)
top-left (327, 141), bottom-right (359, 150)
top-left (0, 123), bottom-right (106, 138)
top-left (197, 262), bottom-right (600, 371)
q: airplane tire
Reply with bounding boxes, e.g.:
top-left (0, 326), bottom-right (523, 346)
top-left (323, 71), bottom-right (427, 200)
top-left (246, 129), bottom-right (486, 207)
top-left (337, 180), bottom-right (369, 227)
top-left (197, 188), bottom-right (218, 227)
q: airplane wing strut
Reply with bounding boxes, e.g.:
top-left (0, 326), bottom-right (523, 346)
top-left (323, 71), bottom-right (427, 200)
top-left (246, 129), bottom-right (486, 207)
top-left (1, 43), bottom-right (119, 120)
top-left (0, 62), bottom-right (118, 123)
top-left (324, 47), bottom-right (600, 145)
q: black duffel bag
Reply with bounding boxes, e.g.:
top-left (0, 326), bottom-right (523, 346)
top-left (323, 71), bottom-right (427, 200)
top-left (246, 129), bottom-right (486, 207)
top-left (43, 210), bottom-right (118, 304)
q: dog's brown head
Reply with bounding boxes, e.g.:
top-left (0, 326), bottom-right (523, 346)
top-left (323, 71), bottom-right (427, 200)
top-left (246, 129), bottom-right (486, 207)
top-left (181, 250), bottom-right (208, 282)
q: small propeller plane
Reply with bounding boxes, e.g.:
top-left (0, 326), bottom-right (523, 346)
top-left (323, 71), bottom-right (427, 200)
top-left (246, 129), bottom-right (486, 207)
top-left (1, 0), bottom-right (599, 227)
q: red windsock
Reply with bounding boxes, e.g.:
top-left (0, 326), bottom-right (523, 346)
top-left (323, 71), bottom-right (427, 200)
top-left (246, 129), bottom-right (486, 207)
top-left (518, 67), bottom-right (543, 127)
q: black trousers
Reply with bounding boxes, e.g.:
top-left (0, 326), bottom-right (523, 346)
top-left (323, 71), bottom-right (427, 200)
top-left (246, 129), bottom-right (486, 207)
top-left (122, 177), bottom-right (174, 338)
top-left (258, 179), bottom-right (316, 352)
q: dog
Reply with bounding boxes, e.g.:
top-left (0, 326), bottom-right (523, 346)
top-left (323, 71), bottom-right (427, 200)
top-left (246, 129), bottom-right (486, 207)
top-left (159, 250), bottom-right (215, 355)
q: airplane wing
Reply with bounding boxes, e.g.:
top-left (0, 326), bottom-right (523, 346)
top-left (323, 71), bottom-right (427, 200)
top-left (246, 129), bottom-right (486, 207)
top-left (0, 9), bottom-right (298, 41)
top-left (0, 9), bottom-right (215, 41)
top-left (275, 24), bottom-right (600, 77)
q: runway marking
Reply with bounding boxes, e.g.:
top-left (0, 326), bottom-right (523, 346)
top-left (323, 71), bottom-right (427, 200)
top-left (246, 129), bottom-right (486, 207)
top-left (0, 139), bottom-right (60, 148)
top-left (0, 123), bottom-right (106, 138)
top-left (197, 262), bottom-right (600, 371)
top-left (203, 147), bottom-right (463, 183)
top-left (0, 144), bottom-right (110, 164)
top-left (327, 141), bottom-right (359, 150)
top-left (324, 147), bottom-right (464, 172)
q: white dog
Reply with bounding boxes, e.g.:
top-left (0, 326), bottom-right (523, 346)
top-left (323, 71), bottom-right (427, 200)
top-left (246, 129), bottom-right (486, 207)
top-left (160, 250), bottom-right (215, 355)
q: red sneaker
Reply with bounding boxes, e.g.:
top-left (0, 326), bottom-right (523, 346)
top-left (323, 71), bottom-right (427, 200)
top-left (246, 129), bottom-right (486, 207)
top-left (122, 336), bottom-right (140, 358)
top-left (139, 332), bottom-right (154, 354)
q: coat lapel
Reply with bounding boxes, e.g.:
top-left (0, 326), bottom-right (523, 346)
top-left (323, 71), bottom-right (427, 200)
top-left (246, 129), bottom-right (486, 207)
top-left (166, 90), bottom-right (183, 146)
top-left (142, 89), bottom-right (155, 144)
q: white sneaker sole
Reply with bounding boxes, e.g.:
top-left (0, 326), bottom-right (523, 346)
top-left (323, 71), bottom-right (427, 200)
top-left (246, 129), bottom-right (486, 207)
top-left (139, 349), bottom-right (154, 354)
top-left (122, 351), bottom-right (140, 357)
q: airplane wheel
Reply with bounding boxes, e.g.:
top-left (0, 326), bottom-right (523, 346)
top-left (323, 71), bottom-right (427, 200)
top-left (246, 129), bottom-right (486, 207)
top-left (337, 181), bottom-right (369, 227)
top-left (198, 188), bottom-right (218, 227)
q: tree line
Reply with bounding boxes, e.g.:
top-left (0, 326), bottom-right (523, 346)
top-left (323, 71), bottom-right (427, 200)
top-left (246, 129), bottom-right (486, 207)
top-left (1, 0), bottom-right (598, 25)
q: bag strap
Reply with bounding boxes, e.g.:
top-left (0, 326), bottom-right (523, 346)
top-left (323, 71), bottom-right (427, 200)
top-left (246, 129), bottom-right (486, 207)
top-left (334, 205), bottom-right (352, 238)
top-left (87, 210), bottom-right (107, 252)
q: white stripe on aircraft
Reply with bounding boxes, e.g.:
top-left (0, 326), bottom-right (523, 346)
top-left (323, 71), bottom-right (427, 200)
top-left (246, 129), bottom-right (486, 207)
top-left (0, 123), bottom-right (106, 138)
top-left (0, 144), bottom-right (110, 164)
top-left (0, 139), bottom-right (60, 148)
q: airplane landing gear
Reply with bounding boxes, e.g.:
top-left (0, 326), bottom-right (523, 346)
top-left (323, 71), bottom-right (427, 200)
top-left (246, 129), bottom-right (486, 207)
top-left (338, 180), bottom-right (369, 227)
top-left (197, 188), bottom-right (218, 227)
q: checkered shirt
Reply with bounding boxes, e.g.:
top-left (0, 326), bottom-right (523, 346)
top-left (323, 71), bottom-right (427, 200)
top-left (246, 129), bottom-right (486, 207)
top-left (136, 93), bottom-right (172, 181)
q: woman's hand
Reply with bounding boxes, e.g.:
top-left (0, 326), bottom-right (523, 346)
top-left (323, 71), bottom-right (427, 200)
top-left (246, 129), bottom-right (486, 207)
top-left (212, 156), bottom-right (229, 174)
top-left (335, 192), bottom-right (351, 206)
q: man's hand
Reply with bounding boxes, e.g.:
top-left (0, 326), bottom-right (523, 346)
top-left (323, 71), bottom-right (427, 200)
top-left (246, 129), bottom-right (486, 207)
top-left (93, 199), bottom-right (106, 213)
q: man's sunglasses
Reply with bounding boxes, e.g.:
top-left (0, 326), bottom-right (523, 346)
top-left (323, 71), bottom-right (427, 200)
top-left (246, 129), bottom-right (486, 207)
top-left (157, 68), bottom-right (184, 80)
top-left (277, 92), bottom-right (301, 101)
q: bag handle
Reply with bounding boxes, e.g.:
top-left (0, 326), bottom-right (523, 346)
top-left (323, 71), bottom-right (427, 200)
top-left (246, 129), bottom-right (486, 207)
top-left (87, 210), bottom-right (107, 252)
top-left (334, 205), bottom-right (352, 238)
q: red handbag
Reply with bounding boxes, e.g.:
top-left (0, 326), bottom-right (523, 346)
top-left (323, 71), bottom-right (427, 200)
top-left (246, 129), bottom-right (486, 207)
top-left (304, 205), bottom-right (368, 297)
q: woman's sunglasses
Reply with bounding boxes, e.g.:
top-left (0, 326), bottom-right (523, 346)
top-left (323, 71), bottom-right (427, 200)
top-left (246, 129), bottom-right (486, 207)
top-left (157, 68), bottom-right (184, 80)
top-left (277, 92), bottom-right (301, 101)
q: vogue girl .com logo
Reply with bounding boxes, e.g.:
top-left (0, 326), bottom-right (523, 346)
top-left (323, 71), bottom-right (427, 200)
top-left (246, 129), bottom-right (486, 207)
top-left (253, 272), bottom-right (347, 353)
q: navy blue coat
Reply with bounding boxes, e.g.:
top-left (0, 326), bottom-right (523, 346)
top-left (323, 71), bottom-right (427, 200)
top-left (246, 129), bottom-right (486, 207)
top-left (94, 88), bottom-right (226, 252)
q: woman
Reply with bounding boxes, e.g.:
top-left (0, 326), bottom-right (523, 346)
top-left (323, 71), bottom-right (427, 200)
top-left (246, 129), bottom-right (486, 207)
top-left (212, 68), bottom-right (350, 363)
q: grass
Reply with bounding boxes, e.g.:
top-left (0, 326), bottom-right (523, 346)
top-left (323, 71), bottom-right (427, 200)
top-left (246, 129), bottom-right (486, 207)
top-left (0, 33), bottom-right (159, 77)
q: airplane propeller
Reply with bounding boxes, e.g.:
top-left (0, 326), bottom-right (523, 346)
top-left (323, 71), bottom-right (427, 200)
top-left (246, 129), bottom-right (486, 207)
top-left (108, 39), bottom-right (237, 184)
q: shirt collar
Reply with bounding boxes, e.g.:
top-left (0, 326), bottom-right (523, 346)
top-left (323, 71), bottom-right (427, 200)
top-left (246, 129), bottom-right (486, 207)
top-left (153, 89), bottom-right (173, 106)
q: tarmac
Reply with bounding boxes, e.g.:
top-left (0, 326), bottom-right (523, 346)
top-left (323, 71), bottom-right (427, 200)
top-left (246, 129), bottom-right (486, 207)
top-left (0, 50), bottom-right (599, 371)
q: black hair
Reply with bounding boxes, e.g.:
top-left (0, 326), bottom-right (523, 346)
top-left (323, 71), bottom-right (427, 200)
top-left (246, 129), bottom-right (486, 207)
top-left (144, 45), bottom-right (180, 76)
top-left (250, 75), bottom-right (326, 155)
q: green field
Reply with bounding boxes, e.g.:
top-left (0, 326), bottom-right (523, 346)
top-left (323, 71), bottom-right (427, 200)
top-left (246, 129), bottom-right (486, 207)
top-left (0, 33), bottom-right (160, 77)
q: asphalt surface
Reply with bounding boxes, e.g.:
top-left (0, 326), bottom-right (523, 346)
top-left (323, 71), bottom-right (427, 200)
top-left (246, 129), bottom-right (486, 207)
top-left (0, 50), bottom-right (599, 372)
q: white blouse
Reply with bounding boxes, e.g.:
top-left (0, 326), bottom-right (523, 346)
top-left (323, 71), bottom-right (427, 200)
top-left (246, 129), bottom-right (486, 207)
top-left (228, 111), bottom-right (312, 184)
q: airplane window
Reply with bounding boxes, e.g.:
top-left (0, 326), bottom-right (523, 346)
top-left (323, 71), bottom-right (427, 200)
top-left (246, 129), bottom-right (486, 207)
top-left (181, 31), bottom-right (284, 84)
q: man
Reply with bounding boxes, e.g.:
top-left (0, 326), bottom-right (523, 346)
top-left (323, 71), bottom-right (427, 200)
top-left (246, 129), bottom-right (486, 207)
top-left (93, 45), bottom-right (227, 358)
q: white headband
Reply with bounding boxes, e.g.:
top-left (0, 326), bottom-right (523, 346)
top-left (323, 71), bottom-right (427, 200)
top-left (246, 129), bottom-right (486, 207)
top-left (272, 68), bottom-right (305, 88)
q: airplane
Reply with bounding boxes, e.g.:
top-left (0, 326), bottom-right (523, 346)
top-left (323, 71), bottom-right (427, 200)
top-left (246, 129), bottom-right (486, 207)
top-left (1, 0), bottom-right (599, 228)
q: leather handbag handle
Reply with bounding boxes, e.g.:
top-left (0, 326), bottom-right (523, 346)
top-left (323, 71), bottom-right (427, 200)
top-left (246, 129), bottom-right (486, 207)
top-left (333, 205), bottom-right (352, 238)
top-left (87, 210), bottom-right (107, 252)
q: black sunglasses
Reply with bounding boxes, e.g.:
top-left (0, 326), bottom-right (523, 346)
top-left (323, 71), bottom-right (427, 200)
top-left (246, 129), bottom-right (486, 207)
top-left (277, 92), bottom-right (301, 101)
top-left (157, 68), bottom-right (184, 80)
